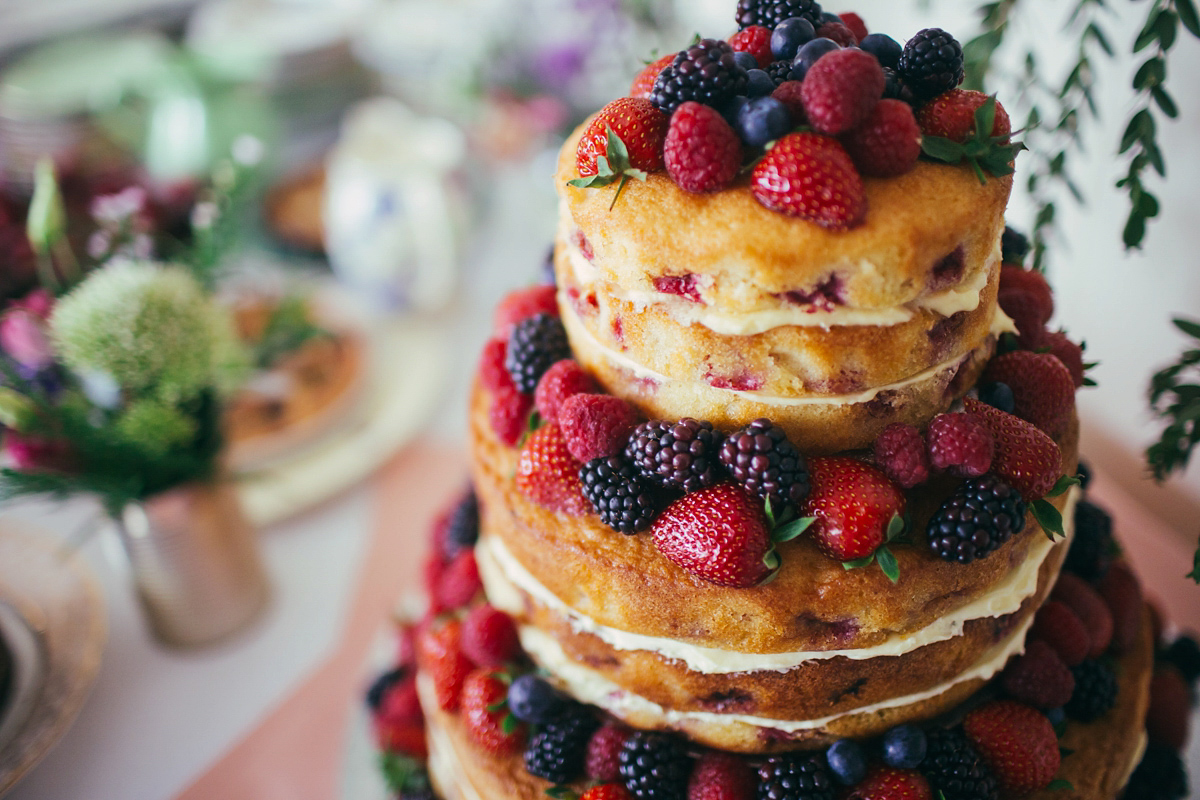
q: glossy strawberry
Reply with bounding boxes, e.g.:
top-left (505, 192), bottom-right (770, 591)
top-left (651, 483), bottom-right (775, 588)
top-left (847, 766), bottom-right (932, 800)
top-left (584, 785), bottom-right (636, 800)
top-left (516, 423), bottom-right (589, 515)
top-left (963, 397), bottom-right (1062, 500)
top-left (417, 618), bottom-right (473, 712)
top-left (916, 89), bottom-right (1011, 142)
top-left (963, 700), bottom-right (1060, 795)
top-left (1036, 330), bottom-right (1086, 388)
top-left (729, 25), bottom-right (774, 68)
top-left (799, 457), bottom-right (906, 562)
top-left (630, 54), bottom-right (676, 100)
top-left (461, 668), bottom-right (526, 754)
top-left (751, 133), bottom-right (867, 229)
top-left (983, 351), bottom-right (1076, 439)
top-left (576, 97), bottom-right (669, 178)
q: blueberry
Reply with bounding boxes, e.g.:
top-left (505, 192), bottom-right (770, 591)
top-left (1046, 706), bottom-right (1066, 727)
top-left (507, 674), bottom-right (566, 724)
top-left (978, 381), bottom-right (1015, 413)
top-left (745, 69), bottom-right (776, 98)
top-left (859, 33), bottom-right (902, 69)
top-left (792, 38), bottom-right (841, 80)
top-left (819, 11), bottom-right (843, 25)
top-left (732, 50), bottom-right (760, 72)
top-left (736, 97), bottom-right (791, 147)
top-left (720, 95), bottom-right (750, 127)
top-left (771, 17), bottom-right (816, 62)
top-left (881, 724), bottom-right (927, 769)
top-left (825, 739), bottom-right (867, 786)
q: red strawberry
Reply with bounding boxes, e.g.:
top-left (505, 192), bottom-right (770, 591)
top-left (376, 673), bottom-right (424, 727)
top-left (839, 13), bottom-right (870, 42)
top-left (664, 102), bottom-right (743, 193)
top-left (1037, 330), bottom-right (1086, 388)
top-left (479, 337), bottom-right (514, 392)
top-left (559, 393), bottom-right (640, 463)
top-left (489, 384), bottom-right (533, 446)
top-left (460, 668), bottom-right (526, 754)
top-left (1031, 599), bottom-right (1090, 667)
top-left (583, 785), bottom-right (635, 800)
top-left (751, 133), bottom-right (867, 229)
top-left (962, 397), bottom-right (1062, 500)
top-left (770, 81), bottom-right (807, 125)
top-left (799, 457), bottom-right (906, 562)
top-left (926, 412), bottom-right (994, 476)
top-left (998, 264), bottom-right (1054, 346)
top-left (1146, 665), bottom-right (1192, 751)
top-left (417, 618), bottom-right (473, 712)
top-left (436, 549), bottom-right (482, 610)
top-left (1097, 561), bottom-right (1143, 654)
top-left (515, 423), bottom-right (589, 515)
top-left (650, 483), bottom-right (775, 588)
top-left (963, 700), bottom-right (1061, 795)
top-left (586, 721), bottom-right (632, 782)
top-left (1000, 639), bottom-right (1075, 709)
top-left (729, 26), bottom-right (774, 68)
top-left (841, 99), bottom-right (922, 178)
top-left (461, 604), bottom-right (520, 667)
top-left (846, 766), bottom-right (932, 800)
top-left (688, 751), bottom-right (757, 800)
top-left (983, 351), bottom-right (1076, 439)
top-left (534, 359), bottom-right (598, 423)
top-left (576, 97), bottom-right (669, 178)
top-left (630, 53), bottom-right (675, 100)
top-left (373, 717), bottom-right (427, 758)
top-left (873, 423), bottom-right (930, 488)
top-left (816, 21), bottom-right (859, 47)
top-left (916, 89), bottom-right (1012, 142)
top-left (801, 49), bottom-right (884, 134)
top-left (1052, 573), bottom-right (1114, 658)
top-left (493, 286), bottom-right (558, 337)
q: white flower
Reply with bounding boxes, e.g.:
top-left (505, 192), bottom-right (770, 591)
top-left (191, 201), bottom-right (219, 231)
top-left (231, 134), bottom-right (265, 167)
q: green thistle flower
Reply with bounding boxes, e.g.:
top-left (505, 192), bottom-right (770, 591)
top-left (115, 398), bottom-right (198, 456)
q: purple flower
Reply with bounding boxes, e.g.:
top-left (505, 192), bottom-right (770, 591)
top-left (0, 310), bottom-right (53, 371)
top-left (533, 44), bottom-right (588, 92)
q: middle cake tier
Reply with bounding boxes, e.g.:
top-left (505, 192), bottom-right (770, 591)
top-left (469, 383), bottom-right (1081, 752)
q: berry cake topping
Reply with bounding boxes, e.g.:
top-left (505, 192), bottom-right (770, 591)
top-left (525, 708), bottom-right (600, 784)
top-left (516, 423), bottom-right (590, 515)
top-left (756, 753), bottom-right (836, 800)
top-left (730, 25), bottom-right (775, 68)
top-left (651, 483), bottom-right (776, 588)
top-left (962, 397), bottom-right (1062, 502)
top-left (494, 286), bottom-right (559, 337)
top-left (506, 313), bottom-right (571, 394)
top-left (620, 731), bottom-right (691, 800)
top-left (799, 456), bottom-right (906, 571)
top-left (962, 700), bottom-right (1060, 795)
top-left (800, 49), bottom-right (884, 136)
top-left (916, 89), bottom-right (1011, 143)
top-left (535, 359), bottom-right (599, 423)
top-left (650, 39), bottom-right (748, 115)
top-left (897, 28), bottom-right (964, 100)
top-left (587, 721), bottom-right (632, 782)
top-left (461, 604), bottom-right (519, 667)
top-left (926, 473), bottom-right (1025, 564)
top-left (982, 351), bottom-right (1076, 439)
top-left (560, 393), bottom-right (641, 463)
top-left (688, 752), bottom-right (757, 800)
top-left (751, 133), bottom-right (867, 229)
top-left (507, 674), bottom-right (568, 724)
top-left (736, 0), bottom-right (824, 30)
top-left (581, 454), bottom-right (661, 534)
top-left (1000, 639), bottom-right (1075, 710)
top-left (718, 418), bottom-right (810, 509)
top-left (577, 98), bottom-right (669, 178)
top-left (631, 54), bottom-right (677, 100)
top-left (846, 767), bottom-right (932, 800)
top-left (841, 99), bottom-right (922, 178)
top-left (627, 418), bottom-right (725, 493)
top-left (873, 423), bottom-right (930, 489)
top-left (461, 668), bottom-right (526, 754)
top-left (1065, 658), bottom-right (1118, 721)
top-left (926, 412), bottom-right (994, 476)
top-left (664, 102), bottom-right (743, 193)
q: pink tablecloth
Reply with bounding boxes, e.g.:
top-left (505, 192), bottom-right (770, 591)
top-left (173, 447), bottom-right (1199, 799)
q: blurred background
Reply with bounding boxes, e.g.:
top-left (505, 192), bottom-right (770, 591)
top-left (0, 0), bottom-right (1195, 798)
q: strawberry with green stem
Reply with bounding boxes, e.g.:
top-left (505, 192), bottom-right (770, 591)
top-left (570, 98), bottom-right (668, 210)
top-left (920, 95), bottom-right (1026, 184)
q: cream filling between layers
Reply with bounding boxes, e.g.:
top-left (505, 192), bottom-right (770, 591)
top-left (477, 487), bottom-right (1075, 674)
top-left (560, 293), bottom-right (1016, 408)
top-left (517, 612), bottom-right (1034, 734)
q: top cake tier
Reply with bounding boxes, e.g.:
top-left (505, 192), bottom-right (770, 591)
top-left (555, 126), bottom-right (1014, 452)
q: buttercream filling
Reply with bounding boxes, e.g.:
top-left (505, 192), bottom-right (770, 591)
top-left (477, 487), bottom-right (1075, 674)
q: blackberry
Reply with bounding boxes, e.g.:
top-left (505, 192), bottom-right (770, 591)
top-left (524, 707), bottom-right (599, 784)
top-left (920, 728), bottom-right (999, 800)
top-left (1122, 742), bottom-right (1189, 800)
top-left (580, 455), bottom-right (661, 534)
top-left (757, 753), bottom-right (836, 800)
top-left (365, 666), bottom-right (406, 711)
top-left (505, 312), bottom-right (570, 393)
top-left (882, 67), bottom-right (915, 105)
top-left (736, 0), bottom-right (824, 30)
top-left (1065, 658), bottom-right (1117, 721)
top-left (719, 418), bottom-right (809, 509)
top-left (766, 59), bottom-right (797, 86)
top-left (1065, 499), bottom-right (1113, 581)
top-left (1000, 226), bottom-right (1030, 264)
top-left (442, 488), bottom-right (479, 559)
top-left (626, 419), bottom-right (725, 493)
top-left (927, 474), bottom-right (1026, 564)
top-left (619, 731), bottom-right (691, 800)
top-left (1164, 634), bottom-right (1200, 684)
top-left (650, 39), bottom-right (748, 115)
top-left (897, 28), bottom-right (964, 100)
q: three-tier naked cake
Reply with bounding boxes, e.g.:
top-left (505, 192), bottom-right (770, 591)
top-left (365, 5), bottom-right (1196, 800)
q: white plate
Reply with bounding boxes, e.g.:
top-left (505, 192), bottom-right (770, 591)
top-left (0, 525), bottom-right (106, 796)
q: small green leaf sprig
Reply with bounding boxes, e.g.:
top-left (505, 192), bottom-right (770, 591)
top-left (920, 95), bottom-right (1027, 184)
top-left (567, 127), bottom-right (648, 210)
top-left (1030, 474), bottom-right (1082, 540)
top-left (841, 512), bottom-right (908, 585)
top-left (1147, 318), bottom-right (1200, 482)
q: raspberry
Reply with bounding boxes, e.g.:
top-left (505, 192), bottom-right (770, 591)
top-left (417, 618), bottom-right (472, 712)
top-left (800, 49), bottom-right (885, 135)
top-left (756, 754), bottom-right (836, 800)
top-left (840, 99), bottom-right (922, 178)
top-left (1097, 560), bottom-right (1143, 653)
top-left (506, 313), bottom-right (571, 393)
top-left (926, 473), bottom-right (1025, 564)
top-left (516, 423), bottom-right (589, 515)
top-left (436, 549), bottom-right (481, 610)
top-left (534, 359), bottom-right (598, 423)
top-left (1065, 658), bottom-right (1117, 721)
top-left (1052, 572), bottom-right (1113, 657)
top-left (1064, 499), bottom-right (1113, 581)
top-left (982, 351), bottom-right (1075, 439)
top-left (897, 28), bottom-right (964, 100)
top-left (1123, 744), bottom-right (1190, 800)
top-left (580, 454), bottom-right (661, 534)
top-left (997, 265), bottom-right (1054, 346)
top-left (489, 384), bottom-right (534, 446)
top-left (587, 721), bottom-right (632, 782)
top-left (770, 81), bottom-right (807, 123)
top-left (620, 731), bottom-right (692, 800)
top-left (926, 412), bottom-right (994, 476)
top-left (1037, 330), bottom-right (1086, 388)
top-left (873, 423), bottom-right (930, 488)
top-left (688, 751), bottom-right (756, 800)
top-left (631, 54), bottom-right (676, 100)
top-left (441, 488), bottom-right (479, 559)
top-left (718, 418), bottom-right (810, 509)
top-left (627, 418), bottom-right (725, 493)
top-left (479, 337), bottom-right (513, 392)
top-left (729, 25), bottom-right (774, 68)
top-left (1030, 600), bottom-right (1090, 667)
top-left (751, 133), bottom-right (866, 229)
top-left (962, 700), bottom-right (1059, 795)
top-left (735, 0), bottom-right (824, 30)
top-left (560, 393), bottom-right (641, 463)
top-left (461, 668), bottom-right (526, 754)
top-left (651, 39), bottom-right (748, 115)
top-left (461, 604), bottom-right (519, 667)
top-left (494, 286), bottom-right (558, 338)
top-left (1146, 666), bottom-right (1192, 751)
top-left (919, 728), bottom-right (998, 800)
top-left (815, 21), bottom-right (857, 47)
top-left (663, 102), bottom-right (743, 193)
top-left (1000, 639), bottom-right (1075, 709)
top-left (525, 707), bottom-right (600, 784)
top-left (839, 12), bottom-right (869, 42)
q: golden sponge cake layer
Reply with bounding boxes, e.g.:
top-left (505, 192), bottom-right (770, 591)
top-left (555, 123), bottom-right (1012, 316)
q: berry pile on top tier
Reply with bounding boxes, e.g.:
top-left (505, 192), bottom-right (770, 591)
top-left (571, 5), bottom-right (1021, 230)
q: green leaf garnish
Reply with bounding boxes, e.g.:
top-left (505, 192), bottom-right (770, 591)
top-left (1031, 498), bottom-right (1066, 540)
top-left (920, 96), bottom-right (1027, 184)
top-left (876, 545), bottom-right (900, 584)
top-left (379, 752), bottom-right (430, 795)
top-left (1047, 779), bottom-right (1075, 791)
top-left (566, 126), bottom-right (647, 210)
top-left (501, 712), bottom-right (518, 735)
top-left (1045, 474), bottom-right (1081, 499)
top-left (843, 555), bottom-right (874, 570)
top-left (774, 516), bottom-right (815, 543)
